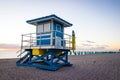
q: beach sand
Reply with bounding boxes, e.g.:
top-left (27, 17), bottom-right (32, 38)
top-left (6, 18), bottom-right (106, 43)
top-left (0, 54), bottom-right (120, 80)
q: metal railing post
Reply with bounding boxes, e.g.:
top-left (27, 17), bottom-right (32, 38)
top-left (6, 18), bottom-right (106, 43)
top-left (40, 33), bottom-right (41, 48)
top-left (50, 31), bottom-right (53, 46)
top-left (69, 36), bottom-right (70, 49)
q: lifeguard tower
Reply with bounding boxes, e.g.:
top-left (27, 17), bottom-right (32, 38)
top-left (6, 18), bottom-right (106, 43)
top-left (16, 14), bottom-right (75, 70)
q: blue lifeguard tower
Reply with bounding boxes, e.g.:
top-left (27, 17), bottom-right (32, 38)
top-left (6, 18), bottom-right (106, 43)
top-left (16, 14), bottom-right (74, 70)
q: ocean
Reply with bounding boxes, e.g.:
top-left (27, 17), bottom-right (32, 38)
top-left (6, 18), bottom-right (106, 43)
top-left (0, 51), bottom-right (17, 59)
top-left (0, 50), bottom-right (118, 59)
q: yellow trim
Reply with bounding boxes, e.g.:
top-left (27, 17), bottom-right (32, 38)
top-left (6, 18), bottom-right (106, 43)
top-left (32, 49), bottom-right (46, 56)
top-left (72, 36), bottom-right (75, 52)
top-left (55, 51), bottom-right (62, 54)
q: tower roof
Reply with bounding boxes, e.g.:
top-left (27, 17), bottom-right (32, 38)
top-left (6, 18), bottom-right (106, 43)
top-left (26, 14), bottom-right (72, 27)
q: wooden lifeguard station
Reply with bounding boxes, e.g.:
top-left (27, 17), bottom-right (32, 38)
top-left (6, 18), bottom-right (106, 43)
top-left (16, 14), bottom-right (75, 70)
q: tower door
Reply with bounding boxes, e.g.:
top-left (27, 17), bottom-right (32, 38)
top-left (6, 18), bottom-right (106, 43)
top-left (55, 37), bottom-right (61, 48)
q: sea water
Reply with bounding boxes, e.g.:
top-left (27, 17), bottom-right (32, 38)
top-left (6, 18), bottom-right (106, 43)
top-left (0, 51), bottom-right (17, 59)
top-left (0, 50), bottom-right (118, 59)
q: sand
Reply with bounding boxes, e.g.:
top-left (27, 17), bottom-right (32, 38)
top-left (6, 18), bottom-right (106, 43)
top-left (0, 53), bottom-right (120, 80)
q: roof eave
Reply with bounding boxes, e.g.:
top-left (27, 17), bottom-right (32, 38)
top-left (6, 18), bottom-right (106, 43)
top-left (26, 15), bottom-right (72, 27)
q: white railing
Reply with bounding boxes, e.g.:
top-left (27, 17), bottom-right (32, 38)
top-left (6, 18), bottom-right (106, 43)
top-left (21, 31), bottom-right (72, 50)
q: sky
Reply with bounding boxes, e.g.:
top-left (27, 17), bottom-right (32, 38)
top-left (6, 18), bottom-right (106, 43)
top-left (0, 0), bottom-right (120, 51)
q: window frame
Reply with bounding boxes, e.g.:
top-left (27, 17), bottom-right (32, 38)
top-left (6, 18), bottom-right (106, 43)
top-left (56, 24), bottom-right (61, 32)
top-left (43, 22), bottom-right (51, 32)
top-left (37, 24), bottom-right (43, 33)
top-left (37, 22), bottom-right (51, 33)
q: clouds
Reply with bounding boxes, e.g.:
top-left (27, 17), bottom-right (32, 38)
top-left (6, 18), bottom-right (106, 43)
top-left (81, 40), bottom-right (95, 47)
top-left (81, 40), bottom-right (95, 46)
top-left (92, 45), bottom-right (109, 51)
top-left (86, 40), bottom-right (95, 43)
top-left (0, 43), bottom-right (20, 50)
top-left (76, 40), bottom-right (109, 51)
top-left (82, 43), bottom-right (92, 46)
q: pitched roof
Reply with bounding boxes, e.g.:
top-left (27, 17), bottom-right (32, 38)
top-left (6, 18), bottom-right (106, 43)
top-left (26, 14), bottom-right (72, 27)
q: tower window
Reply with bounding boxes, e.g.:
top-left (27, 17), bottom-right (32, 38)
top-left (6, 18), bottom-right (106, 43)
top-left (37, 24), bottom-right (43, 33)
top-left (37, 22), bottom-right (51, 33)
top-left (44, 22), bottom-right (50, 32)
top-left (56, 24), bottom-right (61, 32)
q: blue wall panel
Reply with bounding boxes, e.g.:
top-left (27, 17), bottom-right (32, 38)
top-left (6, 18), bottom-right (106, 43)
top-left (36, 35), bottom-right (51, 46)
top-left (41, 39), bottom-right (50, 45)
top-left (37, 39), bottom-right (50, 45)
